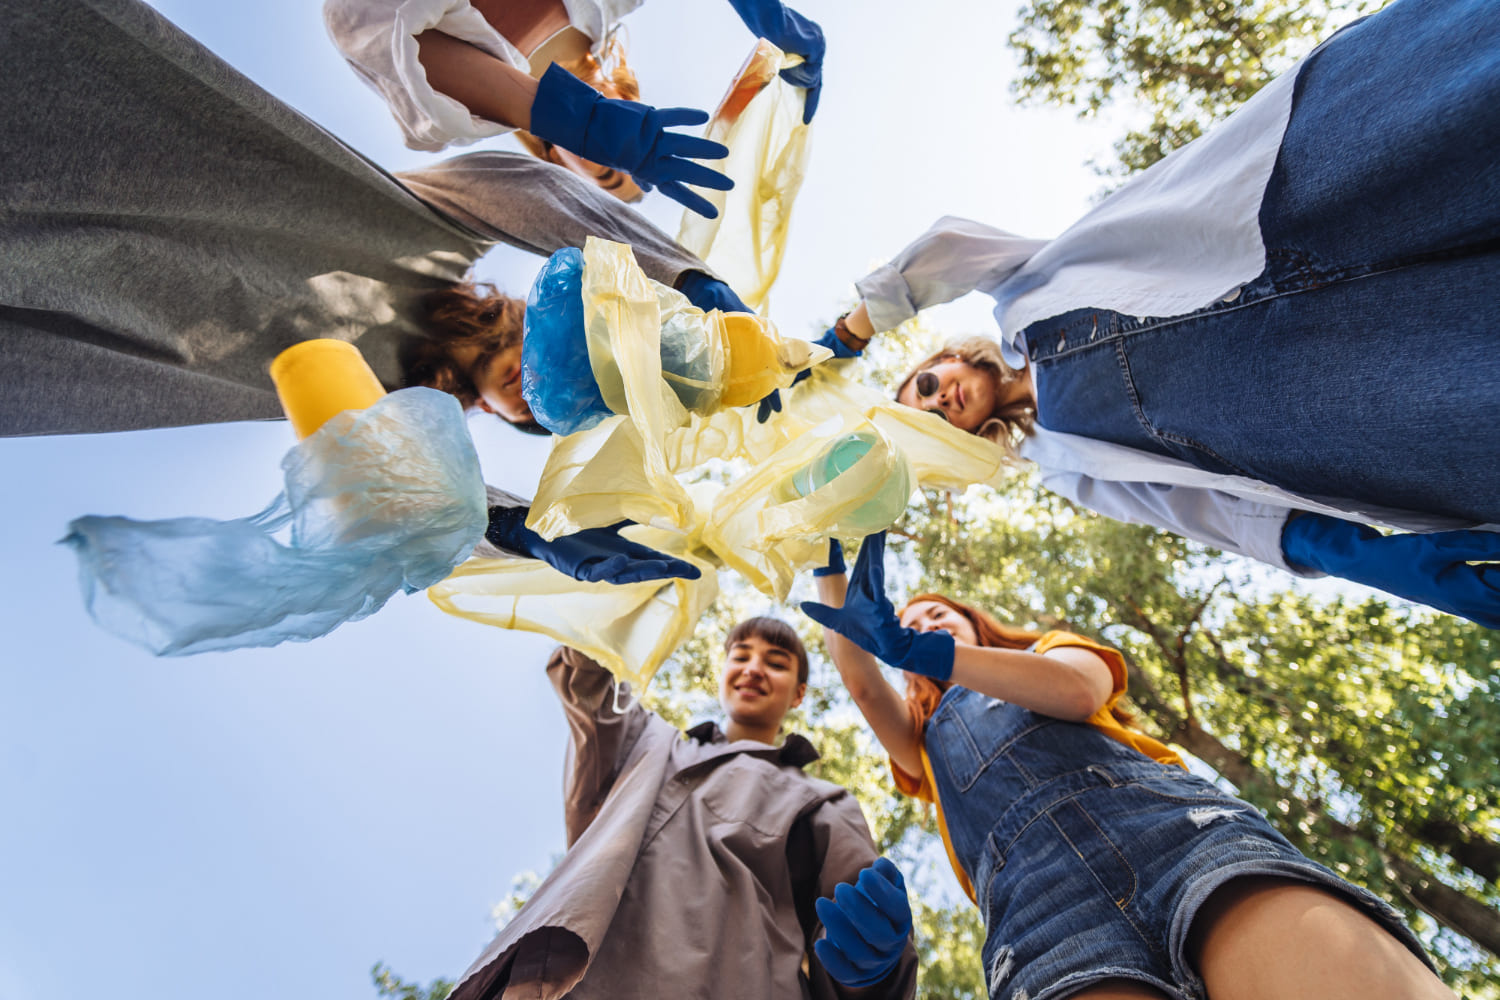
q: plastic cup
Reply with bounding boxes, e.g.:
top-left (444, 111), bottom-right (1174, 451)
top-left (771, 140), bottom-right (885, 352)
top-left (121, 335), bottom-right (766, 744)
top-left (719, 312), bottom-right (784, 408)
top-left (269, 339), bottom-right (387, 440)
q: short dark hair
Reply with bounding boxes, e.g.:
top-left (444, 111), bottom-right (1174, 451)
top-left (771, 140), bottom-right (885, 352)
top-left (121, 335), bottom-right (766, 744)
top-left (724, 616), bottom-right (809, 685)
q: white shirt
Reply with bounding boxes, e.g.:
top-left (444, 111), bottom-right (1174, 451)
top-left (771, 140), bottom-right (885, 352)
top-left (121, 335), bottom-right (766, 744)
top-left (323, 0), bottom-right (644, 151)
top-left (853, 66), bottom-right (1494, 573)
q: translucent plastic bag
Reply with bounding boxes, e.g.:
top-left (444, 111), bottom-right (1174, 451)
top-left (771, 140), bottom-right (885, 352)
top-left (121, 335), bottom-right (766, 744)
top-left (429, 520), bottom-right (719, 690)
top-left (677, 39), bottom-right (812, 313)
top-left (65, 388), bottom-right (486, 655)
top-left (525, 238), bottom-right (825, 539)
top-left (701, 414), bottom-right (916, 598)
top-left (521, 247), bottom-right (612, 436)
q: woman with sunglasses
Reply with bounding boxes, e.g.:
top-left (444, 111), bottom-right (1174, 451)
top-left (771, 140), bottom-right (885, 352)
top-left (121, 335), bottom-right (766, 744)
top-left (801, 532), bottom-right (1455, 1000)
top-left (814, 0), bottom-right (1500, 627)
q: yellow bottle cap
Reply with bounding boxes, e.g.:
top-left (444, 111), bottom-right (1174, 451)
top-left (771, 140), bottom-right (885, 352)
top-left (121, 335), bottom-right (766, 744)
top-left (269, 340), bottom-right (388, 440)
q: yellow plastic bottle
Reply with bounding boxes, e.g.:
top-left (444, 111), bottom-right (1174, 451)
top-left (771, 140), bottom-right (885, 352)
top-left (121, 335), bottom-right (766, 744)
top-left (717, 312), bottom-right (785, 408)
top-left (269, 340), bottom-right (388, 440)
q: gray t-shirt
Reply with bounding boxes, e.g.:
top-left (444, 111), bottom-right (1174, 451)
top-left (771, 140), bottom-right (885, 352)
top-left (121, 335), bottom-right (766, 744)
top-left (0, 0), bottom-right (705, 437)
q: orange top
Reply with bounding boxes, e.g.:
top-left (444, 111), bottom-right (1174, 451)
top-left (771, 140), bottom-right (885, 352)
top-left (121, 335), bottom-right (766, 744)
top-left (890, 631), bottom-right (1184, 902)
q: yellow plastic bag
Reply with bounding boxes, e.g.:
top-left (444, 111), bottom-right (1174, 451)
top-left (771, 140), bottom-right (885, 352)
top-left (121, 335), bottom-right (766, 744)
top-left (428, 524), bottom-right (718, 691)
top-left (526, 238), bottom-right (825, 540)
top-left (677, 39), bottom-right (812, 313)
top-left (701, 413), bottom-right (916, 599)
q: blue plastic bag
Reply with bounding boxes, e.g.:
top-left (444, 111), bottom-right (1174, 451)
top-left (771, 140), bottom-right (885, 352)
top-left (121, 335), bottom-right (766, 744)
top-left (64, 388), bottom-right (487, 655)
top-left (521, 248), bottom-right (613, 436)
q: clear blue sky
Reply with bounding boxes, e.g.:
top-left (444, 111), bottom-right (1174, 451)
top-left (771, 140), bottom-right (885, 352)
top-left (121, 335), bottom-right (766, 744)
top-left (0, 2), bottom-right (1121, 998)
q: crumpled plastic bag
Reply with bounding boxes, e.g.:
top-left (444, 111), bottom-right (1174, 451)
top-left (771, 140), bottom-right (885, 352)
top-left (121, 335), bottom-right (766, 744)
top-left (65, 388), bottom-right (486, 655)
top-left (677, 39), bottom-right (811, 313)
top-left (521, 247), bottom-right (612, 436)
top-left (428, 520), bottom-right (719, 691)
top-left (525, 237), bottom-right (825, 538)
top-left (703, 414), bottom-right (916, 598)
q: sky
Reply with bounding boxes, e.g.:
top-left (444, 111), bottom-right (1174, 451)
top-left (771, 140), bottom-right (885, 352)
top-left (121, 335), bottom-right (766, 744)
top-left (0, 2), bottom-right (1132, 998)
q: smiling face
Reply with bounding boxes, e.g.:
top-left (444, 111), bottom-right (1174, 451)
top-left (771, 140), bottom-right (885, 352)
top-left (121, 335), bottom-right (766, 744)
top-left (896, 357), bottom-right (998, 433)
top-left (899, 599), bottom-right (980, 646)
top-left (719, 634), bottom-right (807, 738)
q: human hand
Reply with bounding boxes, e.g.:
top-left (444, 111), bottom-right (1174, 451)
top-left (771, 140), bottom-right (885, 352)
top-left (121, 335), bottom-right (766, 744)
top-left (800, 532), bottom-right (955, 678)
top-left (1281, 514), bottom-right (1500, 628)
top-left (725, 0), bottom-right (825, 122)
top-left (529, 64), bottom-right (732, 218)
top-left (485, 506), bottom-right (701, 584)
top-left (813, 857), bottom-right (912, 988)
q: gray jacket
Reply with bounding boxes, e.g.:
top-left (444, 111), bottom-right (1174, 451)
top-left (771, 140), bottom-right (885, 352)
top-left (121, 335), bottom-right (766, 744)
top-left (0, 0), bottom-right (705, 437)
top-left (450, 648), bottom-right (919, 1000)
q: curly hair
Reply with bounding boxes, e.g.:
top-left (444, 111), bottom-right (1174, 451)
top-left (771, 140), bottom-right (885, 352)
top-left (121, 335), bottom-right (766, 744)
top-left (897, 592), bottom-right (1133, 730)
top-left (896, 336), bottom-right (1036, 458)
top-left (399, 279), bottom-right (550, 436)
top-left (514, 40), bottom-right (643, 202)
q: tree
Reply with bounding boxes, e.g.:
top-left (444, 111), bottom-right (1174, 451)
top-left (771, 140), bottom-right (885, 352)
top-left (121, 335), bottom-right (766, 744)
top-left (370, 962), bottom-right (453, 1000)
top-left (1007, 0), bottom-right (1383, 175)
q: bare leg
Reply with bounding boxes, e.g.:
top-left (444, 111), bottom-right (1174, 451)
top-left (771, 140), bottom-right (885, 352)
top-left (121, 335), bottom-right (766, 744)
top-left (1187, 877), bottom-right (1454, 1000)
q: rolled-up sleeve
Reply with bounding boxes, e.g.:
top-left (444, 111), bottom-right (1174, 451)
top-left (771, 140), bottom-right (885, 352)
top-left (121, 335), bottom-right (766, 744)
top-left (323, 0), bottom-right (524, 150)
top-left (855, 216), bottom-right (1048, 335)
top-left (546, 647), bottom-right (648, 844)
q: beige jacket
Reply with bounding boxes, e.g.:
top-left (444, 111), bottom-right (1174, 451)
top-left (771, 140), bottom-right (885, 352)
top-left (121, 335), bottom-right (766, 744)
top-left (450, 648), bottom-right (918, 1000)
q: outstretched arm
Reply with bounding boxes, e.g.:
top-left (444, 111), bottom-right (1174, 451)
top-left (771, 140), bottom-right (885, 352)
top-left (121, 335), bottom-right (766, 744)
top-left (805, 535), bottom-right (1114, 737)
top-left (811, 549), bottom-right (924, 777)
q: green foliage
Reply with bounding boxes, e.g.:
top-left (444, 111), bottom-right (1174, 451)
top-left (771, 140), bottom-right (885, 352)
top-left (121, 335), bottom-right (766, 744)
top-left (1007, 0), bottom-right (1383, 176)
top-left (370, 962), bottom-right (453, 1000)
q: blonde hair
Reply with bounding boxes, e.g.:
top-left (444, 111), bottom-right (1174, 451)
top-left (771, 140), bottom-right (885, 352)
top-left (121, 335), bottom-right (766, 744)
top-left (896, 336), bottom-right (1035, 458)
top-left (515, 40), bottom-right (642, 201)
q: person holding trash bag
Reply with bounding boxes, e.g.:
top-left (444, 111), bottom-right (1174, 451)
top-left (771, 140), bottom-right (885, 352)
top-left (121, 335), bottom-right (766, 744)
top-left (0, 0), bottom-right (730, 582)
top-left (323, 0), bottom-right (826, 216)
top-left (802, 534), bottom-right (1455, 1000)
top-left (813, 0), bottom-right (1500, 628)
top-left (446, 618), bottom-right (917, 1000)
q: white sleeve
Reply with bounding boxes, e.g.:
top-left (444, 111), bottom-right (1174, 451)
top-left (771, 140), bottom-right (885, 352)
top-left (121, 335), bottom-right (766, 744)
top-left (1039, 469), bottom-right (1314, 576)
top-left (853, 216), bottom-right (1049, 333)
top-left (323, 0), bottom-right (525, 151)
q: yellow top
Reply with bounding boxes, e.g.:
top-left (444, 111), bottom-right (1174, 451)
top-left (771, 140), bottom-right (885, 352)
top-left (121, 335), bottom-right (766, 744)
top-left (890, 631), bottom-right (1185, 902)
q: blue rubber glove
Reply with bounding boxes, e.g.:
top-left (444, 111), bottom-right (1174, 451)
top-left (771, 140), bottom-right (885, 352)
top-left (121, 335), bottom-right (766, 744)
top-left (755, 389), bottom-right (782, 423)
top-left (676, 271), bottom-right (751, 315)
top-left (792, 322), bottom-right (864, 387)
top-left (486, 506), bottom-right (701, 585)
top-left (529, 64), bottom-right (733, 218)
top-left (813, 858), bottom-right (912, 988)
top-left (812, 538), bottom-right (845, 577)
top-left (725, 0), bottom-right (826, 122)
top-left (800, 532), bottom-right (955, 678)
top-left (1281, 513), bottom-right (1500, 628)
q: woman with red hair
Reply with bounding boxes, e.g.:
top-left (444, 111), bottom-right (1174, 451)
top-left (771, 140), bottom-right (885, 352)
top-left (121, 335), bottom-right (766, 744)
top-left (803, 532), bottom-right (1453, 1000)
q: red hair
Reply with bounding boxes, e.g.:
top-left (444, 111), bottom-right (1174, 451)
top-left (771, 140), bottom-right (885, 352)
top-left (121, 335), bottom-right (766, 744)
top-left (898, 593), bottom-right (1134, 731)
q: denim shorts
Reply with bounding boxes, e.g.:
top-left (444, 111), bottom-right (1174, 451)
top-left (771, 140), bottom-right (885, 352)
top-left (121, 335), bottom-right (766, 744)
top-left (973, 762), bottom-right (1432, 1000)
top-left (1026, 0), bottom-right (1500, 525)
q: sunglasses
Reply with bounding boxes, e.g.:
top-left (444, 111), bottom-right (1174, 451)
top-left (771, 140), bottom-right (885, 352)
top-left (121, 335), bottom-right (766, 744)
top-left (912, 369), bottom-right (949, 422)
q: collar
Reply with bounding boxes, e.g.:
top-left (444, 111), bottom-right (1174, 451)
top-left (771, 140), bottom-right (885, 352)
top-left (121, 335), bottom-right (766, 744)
top-left (685, 721), bottom-right (821, 769)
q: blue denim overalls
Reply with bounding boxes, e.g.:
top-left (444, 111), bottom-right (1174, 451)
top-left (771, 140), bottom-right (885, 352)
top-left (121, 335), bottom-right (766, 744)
top-left (924, 684), bottom-right (1426, 1000)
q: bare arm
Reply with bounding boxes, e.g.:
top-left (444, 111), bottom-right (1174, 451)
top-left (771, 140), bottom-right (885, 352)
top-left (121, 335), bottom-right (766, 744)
top-left (415, 29), bottom-right (538, 130)
top-left (813, 573), bottom-right (924, 777)
top-left (948, 643), bottom-right (1114, 722)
